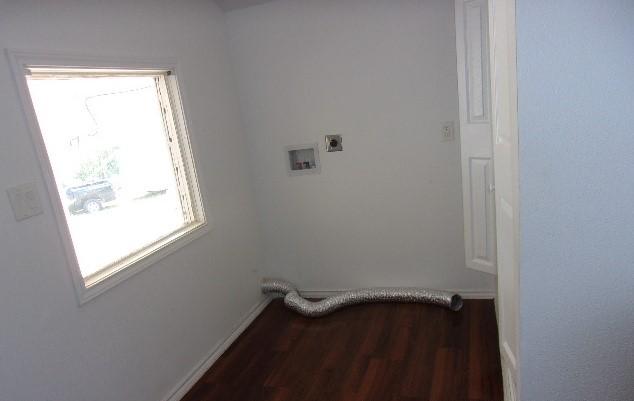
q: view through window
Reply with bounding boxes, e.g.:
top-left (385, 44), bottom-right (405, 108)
top-left (26, 69), bottom-right (203, 282)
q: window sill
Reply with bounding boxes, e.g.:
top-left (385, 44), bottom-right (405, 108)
top-left (78, 221), bottom-right (209, 305)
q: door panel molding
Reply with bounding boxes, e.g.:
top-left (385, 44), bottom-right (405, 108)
top-left (468, 157), bottom-right (496, 270)
top-left (464, 0), bottom-right (491, 123)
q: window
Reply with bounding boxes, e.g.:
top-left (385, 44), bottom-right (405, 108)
top-left (11, 54), bottom-right (206, 303)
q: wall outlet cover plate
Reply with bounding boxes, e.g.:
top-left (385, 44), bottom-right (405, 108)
top-left (441, 122), bottom-right (455, 141)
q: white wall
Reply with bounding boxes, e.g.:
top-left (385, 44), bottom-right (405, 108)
top-left (0, 1), bottom-right (264, 400)
top-left (517, 0), bottom-right (634, 400)
top-left (226, 0), bottom-right (495, 292)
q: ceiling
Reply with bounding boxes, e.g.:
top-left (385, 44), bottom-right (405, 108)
top-left (215, 0), bottom-right (277, 12)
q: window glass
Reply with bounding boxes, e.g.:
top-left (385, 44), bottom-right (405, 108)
top-left (26, 72), bottom-right (196, 280)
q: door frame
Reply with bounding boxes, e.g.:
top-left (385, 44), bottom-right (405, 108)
top-left (487, 0), bottom-right (521, 399)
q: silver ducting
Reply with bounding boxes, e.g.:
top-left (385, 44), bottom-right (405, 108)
top-left (261, 278), bottom-right (463, 317)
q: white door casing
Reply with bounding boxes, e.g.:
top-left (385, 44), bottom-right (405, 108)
top-left (488, 0), bottom-right (521, 399)
top-left (455, 0), bottom-right (497, 275)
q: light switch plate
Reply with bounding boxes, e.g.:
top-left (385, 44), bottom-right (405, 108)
top-left (7, 182), bottom-right (43, 221)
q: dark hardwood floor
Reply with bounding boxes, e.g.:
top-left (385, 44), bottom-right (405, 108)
top-left (183, 298), bottom-right (503, 401)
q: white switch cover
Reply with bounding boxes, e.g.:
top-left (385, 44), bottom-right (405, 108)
top-left (7, 182), bottom-right (43, 221)
top-left (441, 121), bottom-right (455, 141)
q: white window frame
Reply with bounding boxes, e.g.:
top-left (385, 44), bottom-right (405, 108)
top-left (7, 50), bottom-right (209, 305)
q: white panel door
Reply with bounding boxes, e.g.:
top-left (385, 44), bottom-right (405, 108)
top-left (488, 0), bottom-right (520, 398)
top-left (455, 0), bottom-right (497, 275)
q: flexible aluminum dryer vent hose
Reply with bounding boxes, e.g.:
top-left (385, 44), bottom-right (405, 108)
top-left (261, 278), bottom-right (463, 317)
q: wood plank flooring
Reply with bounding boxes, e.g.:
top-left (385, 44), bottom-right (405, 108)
top-left (182, 298), bottom-right (503, 401)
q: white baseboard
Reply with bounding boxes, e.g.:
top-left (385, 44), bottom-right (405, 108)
top-left (161, 296), bottom-right (272, 401)
top-left (299, 288), bottom-right (495, 300)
